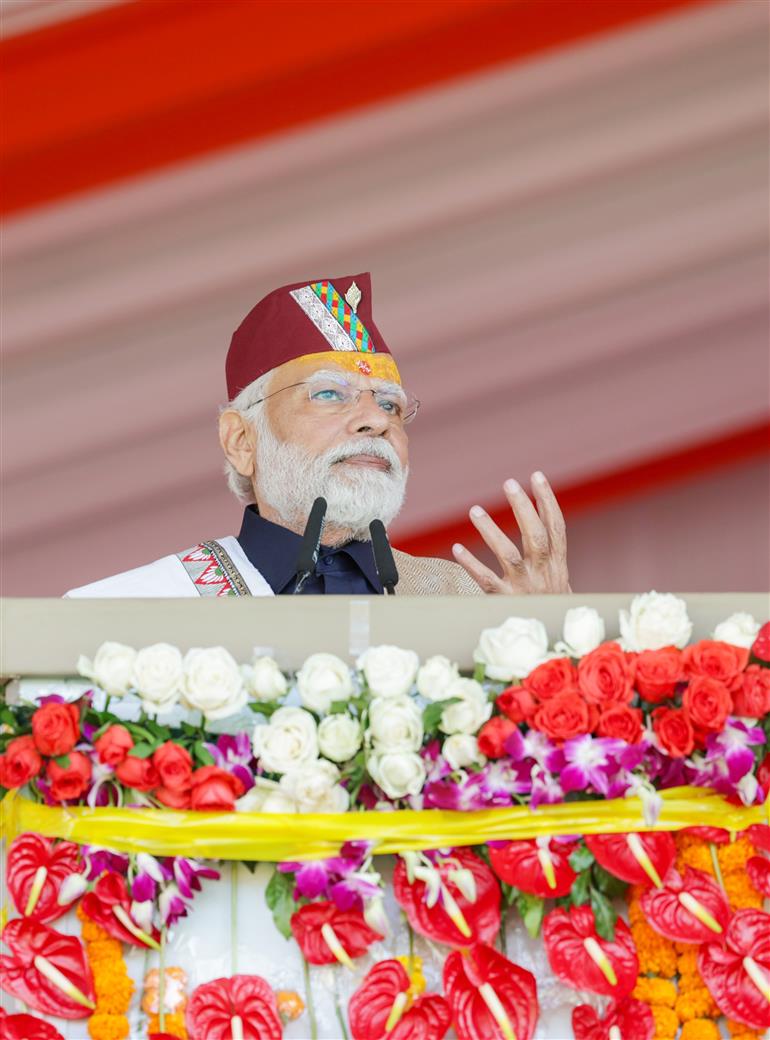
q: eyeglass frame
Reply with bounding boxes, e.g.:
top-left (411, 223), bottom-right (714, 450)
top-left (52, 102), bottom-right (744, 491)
top-left (251, 373), bottom-right (421, 425)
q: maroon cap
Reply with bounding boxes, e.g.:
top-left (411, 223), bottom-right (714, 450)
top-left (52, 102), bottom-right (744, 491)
top-left (225, 272), bottom-right (396, 400)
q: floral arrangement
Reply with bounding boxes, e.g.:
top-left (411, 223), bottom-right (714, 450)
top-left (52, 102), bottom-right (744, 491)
top-left (1, 592), bottom-right (768, 1039)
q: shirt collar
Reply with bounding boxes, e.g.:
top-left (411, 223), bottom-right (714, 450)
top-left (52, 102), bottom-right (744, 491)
top-left (237, 506), bottom-right (383, 594)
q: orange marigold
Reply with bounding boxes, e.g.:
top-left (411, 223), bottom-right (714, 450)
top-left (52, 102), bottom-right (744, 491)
top-left (148, 1012), bottom-right (187, 1039)
top-left (679, 1020), bottom-right (721, 1040)
top-left (726, 1020), bottom-right (763, 1037)
top-left (676, 845), bottom-right (714, 875)
top-left (88, 939), bottom-right (124, 963)
top-left (87, 1013), bottom-right (129, 1040)
top-left (675, 989), bottom-right (718, 1021)
top-left (80, 917), bottom-right (111, 943)
top-left (633, 977), bottom-right (677, 1007)
top-left (717, 837), bottom-right (752, 874)
top-left (650, 1004), bottom-right (678, 1039)
top-left (677, 948), bottom-right (701, 977)
top-left (724, 875), bottom-right (763, 910)
top-left (631, 920), bottom-right (678, 977)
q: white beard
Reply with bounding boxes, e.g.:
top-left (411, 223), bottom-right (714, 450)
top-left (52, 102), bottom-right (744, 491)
top-left (254, 418), bottom-right (408, 542)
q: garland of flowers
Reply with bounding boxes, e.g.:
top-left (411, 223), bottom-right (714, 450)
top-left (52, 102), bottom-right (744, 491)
top-left (142, 966), bottom-right (188, 1039)
top-left (628, 829), bottom-right (767, 1040)
top-left (77, 903), bottom-right (134, 1040)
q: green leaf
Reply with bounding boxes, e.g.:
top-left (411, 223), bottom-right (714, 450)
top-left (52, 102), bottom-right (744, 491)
top-left (328, 700), bottom-right (350, 715)
top-left (125, 724), bottom-right (155, 743)
top-left (589, 886), bottom-right (617, 941)
top-left (248, 701), bottom-right (280, 718)
top-left (193, 741), bottom-right (215, 766)
top-left (422, 698), bottom-right (460, 733)
top-left (128, 742), bottom-right (155, 759)
top-left (568, 845), bottom-right (595, 872)
top-left (515, 891), bottom-right (545, 938)
top-left (265, 867), bottom-right (296, 940)
top-left (52, 754), bottom-right (71, 769)
top-left (570, 869), bottom-right (591, 906)
top-left (473, 662), bottom-right (486, 683)
top-left (591, 863), bottom-right (628, 899)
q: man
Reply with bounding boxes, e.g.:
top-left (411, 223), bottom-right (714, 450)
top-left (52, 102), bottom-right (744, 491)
top-left (67, 273), bottom-right (570, 597)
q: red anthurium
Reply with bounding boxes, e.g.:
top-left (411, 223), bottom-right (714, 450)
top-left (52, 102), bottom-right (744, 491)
top-left (572, 998), bottom-right (654, 1040)
top-left (751, 621), bottom-right (770, 662)
top-left (747, 823), bottom-right (770, 852)
top-left (7, 833), bottom-right (82, 923)
top-left (698, 908), bottom-right (770, 1030)
top-left (542, 906), bottom-right (638, 999)
top-left (681, 826), bottom-right (731, 844)
top-left (584, 832), bottom-right (675, 888)
top-left (185, 975), bottom-right (282, 1040)
top-left (80, 871), bottom-right (160, 949)
top-left (0, 1007), bottom-right (65, 1040)
top-left (488, 839), bottom-right (576, 899)
top-left (443, 942), bottom-right (538, 1040)
top-left (348, 960), bottom-right (451, 1040)
top-left (290, 901), bottom-right (382, 967)
top-left (747, 856), bottom-right (770, 898)
top-left (640, 867), bottom-right (731, 943)
top-left (393, 849), bottom-right (500, 948)
top-left (0, 918), bottom-right (95, 1019)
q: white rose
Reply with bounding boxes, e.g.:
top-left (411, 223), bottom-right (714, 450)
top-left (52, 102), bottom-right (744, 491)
top-left (556, 607), bottom-right (606, 658)
top-left (473, 617), bottom-right (550, 681)
top-left (619, 592), bottom-right (693, 651)
top-left (77, 641), bottom-right (137, 697)
top-left (357, 645), bottom-right (419, 699)
top-left (439, 678), bottom-right (492, 735)
top-left (368, 750), bottom-right (426, 800)
top-left (244, 656), bottom-right (287, 702)
top-left (296, 653), bottom-right (353, 714)
top-left (713, 613), bottom-right (760, 649)
top-left (236, 779), bottom-right (299, 814)
top-left (280, 760), bottom-right (350, 813)
top-left (318, 714), bottom-right (362, 763)
top-left (442, 733), bottom-right (485, 771)
top-left (253, 706), bottom-right (318, 775)
top-left (131, 643), bottom-right (183, 713)
top-left (416, 655), bottom-right (460, 701)
top-left (367, 696), bottom-right (423, 751)
top-left (182, 646), bottom-right (246, 720)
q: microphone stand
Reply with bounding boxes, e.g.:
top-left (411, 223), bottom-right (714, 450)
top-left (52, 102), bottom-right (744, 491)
top-left (293, 497), bottom-right (327, 594)
top-left (369, 519), bottom-right (399, 595)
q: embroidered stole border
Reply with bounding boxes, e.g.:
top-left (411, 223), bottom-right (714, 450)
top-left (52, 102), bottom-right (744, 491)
top-left (177, 541), bottom-right (251, 597)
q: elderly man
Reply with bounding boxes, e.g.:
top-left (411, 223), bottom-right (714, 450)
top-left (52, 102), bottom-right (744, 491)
top-left (67, 273), bottom-right (569, 597)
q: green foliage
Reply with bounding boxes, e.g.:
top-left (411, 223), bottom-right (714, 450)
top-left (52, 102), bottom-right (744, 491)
top-left (127, 743), bottom-right (155, 759)
top-left (591, 863), bottom-right (628, 900)
top-left (52, 754), bottom-right (71, 769)
top-left (515, 891), bottom-right (545, 938)
top-left (589, 886), bottom-right (617, 941)
top-left (248, 701), bottom-right (281, 718)
top-left (422, 698), bottom-right (460, 734)
top-left (473, 663), bottom-right (486, 683)
top-left (568, 845), bottom-right (595, 872)
top-left (570, 869), bottom-right (591, 906)
top-left (265, 867), bottom-right (296, 940)
top-left (193, 741), bottom-right (215, 767)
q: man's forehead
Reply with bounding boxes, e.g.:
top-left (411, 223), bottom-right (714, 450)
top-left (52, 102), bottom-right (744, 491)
top-left (272, 352), bottom-right (401, 387)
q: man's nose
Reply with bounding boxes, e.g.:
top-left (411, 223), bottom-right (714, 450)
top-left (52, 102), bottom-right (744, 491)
top-left (347, 390), bottom-right (390, 435)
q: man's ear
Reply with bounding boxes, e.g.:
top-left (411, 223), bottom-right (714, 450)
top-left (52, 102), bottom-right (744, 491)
top-left (219, 410), bottom-right (257, 478)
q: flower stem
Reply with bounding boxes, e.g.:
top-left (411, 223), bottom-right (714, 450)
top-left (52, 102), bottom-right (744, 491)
top-left (333, 971), bottom-right (350, 1040)
top-left (231, 862), bottom-right (238, 976)
top-left (159, 927), bottom-right (166, 1033)
top-left (498, 918), bottom-right (508, 956)
top-left (407, 918), bottom-right (415, 975)
top-left (709, 842), bottom-right (725, 891)
top-left (302, 955), bottom-right (318, 1040)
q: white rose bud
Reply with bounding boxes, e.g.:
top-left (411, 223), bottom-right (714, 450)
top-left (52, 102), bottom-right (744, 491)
top-left (296, 653), bottom-right (353, 714)
top-left (439, 678), bottom-right (492, 735)
top-left (556, 607), bottom-right (606, 658)
top-left (77, 641), bottom-right (137, 697)
top-left (357, 645), bottom-right (419, 699)
top-left (236, 780), bottom-right (298, 814)
top-left (244, 656), bottom-right (287, 702)
top-left (712, 612), bottom-right (760, 649)
top-left (279, 760), bottom-right (350, 813)
top-left (367, 696), bottom-right (423, 752)
top-left (416, 655), bottom-right (460, 702)
top-left (181, 646), bottom-right (247, 720)
top-left (619, 592), bottom-right (693, 651)
top-left (253, 706), bottom-right (318, 775)
top-left (132, 643), bottom-right (183, 714)
top-left (473, 617), bottom-right (550, 681)
top-left (318, 714), bottom-right (363, 763)
top-left (368, 750), bottom-right (426, 800)
top-left (442, 733), bottom-right (485, 771)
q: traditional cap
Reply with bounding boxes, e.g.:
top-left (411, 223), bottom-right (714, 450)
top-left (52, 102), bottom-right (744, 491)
top-left (226, 271), bottom-right (399, 400)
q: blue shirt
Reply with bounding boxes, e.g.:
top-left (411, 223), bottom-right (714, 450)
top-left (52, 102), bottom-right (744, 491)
top-left (237, 507), bottom-right (383, 595)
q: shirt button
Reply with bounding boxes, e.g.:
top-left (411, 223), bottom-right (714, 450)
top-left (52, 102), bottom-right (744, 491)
top-left (323, 555), bottom-right (334, 566)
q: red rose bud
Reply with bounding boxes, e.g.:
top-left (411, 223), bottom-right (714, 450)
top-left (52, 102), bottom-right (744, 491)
top-left (0, 735), bottom-right (43, 788)
top-left (682, 676), bottom-right (733, 732)
top-left (477, 717), bottom-right (517, 759)
top-left (46, 752), bottom-right (92, 803)
top-left (31, 703), bottom-right (80, 758)
top-left (522, 658), bottom-right (578, 701)
top-left (115, 755), bottom-right (159, 792)
top-left (577, 643), bottom-right (635, 707)
top-left (153, 742), bottom-right (193, 792)
top-left (652, 706), bottom-right (694, 758)
top-left (94, 725), bottom-right (134, 766)
top-left (733, 665), bottom-right (770, 718)
top-left (532, 693), bottom-right (596, 742)
top-left (496, 686), bottom-right (538, 724)
top-left (596, 704), bottom-right (643, 744)
top-left (189, 766), bottom-right (244, 812)
top-left (633, 646), bottom-right (684, 703)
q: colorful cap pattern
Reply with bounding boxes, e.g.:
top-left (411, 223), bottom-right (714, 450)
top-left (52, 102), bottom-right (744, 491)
top-left (226, 271), bottom-right (394, 400)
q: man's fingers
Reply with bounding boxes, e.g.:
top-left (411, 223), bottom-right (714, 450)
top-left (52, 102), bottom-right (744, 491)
top-left (468, 504), bottom-right (523, 574)
top-left (530, 471), bottom-right (567, 555)
top-left (502, 478), bottom-right (551, 564)
top-left (451, 542), bottom-right (508, 594)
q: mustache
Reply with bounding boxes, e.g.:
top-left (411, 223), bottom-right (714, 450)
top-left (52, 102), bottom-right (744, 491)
top-left (324, 438), bottom-right (402, 474)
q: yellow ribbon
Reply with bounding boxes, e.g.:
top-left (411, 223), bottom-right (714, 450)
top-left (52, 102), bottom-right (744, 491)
top-left (2, 788), bottom-right (767, 862)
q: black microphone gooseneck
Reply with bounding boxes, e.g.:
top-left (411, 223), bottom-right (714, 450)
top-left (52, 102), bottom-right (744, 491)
top-left (369, 519), bottom-right (399, 595)
top-left (293, 497), bottom-right (327, 594)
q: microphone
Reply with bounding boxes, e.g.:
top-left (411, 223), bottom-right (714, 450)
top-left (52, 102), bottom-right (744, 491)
top-left (369, 519), bottom-right (399, 595)
top-left (293, 497), bottom-right (327, 594)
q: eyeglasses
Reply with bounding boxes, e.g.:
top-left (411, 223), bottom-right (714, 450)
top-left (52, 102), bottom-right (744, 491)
top-left (253, 376), bottom-right (420, 425)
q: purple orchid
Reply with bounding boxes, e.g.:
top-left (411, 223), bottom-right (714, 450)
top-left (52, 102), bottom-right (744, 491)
top-left (559, 735), bottom-right (627, 796)
top-left (704, 718), bottom-right (764, 782)
top-left (203, 733), bottom-right (255, 792)
top-left (529, 766), bottom-right (564, 808)
top-left (506, 727), bottom-right (556, 769)
top-left (278, 840), bottom-right (382, 912)
top-left (169, 856), bottom-right (220, 898)
top-left (159, 882), bottom-right (188, 927)
top-left (83, 846), bottom-right (130, 880)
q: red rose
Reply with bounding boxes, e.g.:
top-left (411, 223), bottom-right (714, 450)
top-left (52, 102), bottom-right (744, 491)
top-left (477, 717), bottom-right (517, 759)
top-left (652, 707), bottom-right (694, 758)
top-left (522, 658), bottom-right (578, 701)
top-left (0, 735), bottom-right (43, 788)
top-left (682, 640), bottom-right (749, 691)
top-left (94, 725), bottom-right (133, 767)
top-left (682, 676), bottom-right (732, 732)
top-left (577, 644), bottom-right (635, 706)
top-left (46, 751), bottom-right (92, 802)
top-left (634, 647), bottom-right (684, 703)
top-left (532, 694), bottom-right (596, 743)
top-left (115, 755), bottom-right (159, 792)
top-left (751, 621), bottom-right (770, 662)
top-left (732, 665), bottom-right (770, 718)
top-left (152, 742), bottom-right (193, 792)
top-left (597, 704), bottom-right (643, 744)
top-left (497, 686), bottom-right (538, 724)
top-left (189, 766), bottom-right (244, 812)
top-left (155, 787), bottom-right (192, 810)
top-left (31, 702), bottom-right (80, 757)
